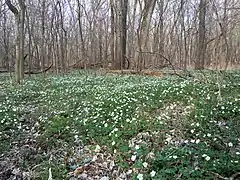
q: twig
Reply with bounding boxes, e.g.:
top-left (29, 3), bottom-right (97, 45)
top-left (230, 172), bottom-right (240, 180)
top-left (210, 171), bottom-right (228, 180)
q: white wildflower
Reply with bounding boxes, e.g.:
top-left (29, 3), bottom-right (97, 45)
top-left (137, 173), bottom-right (143, 180)
top-left (135, 145), bottom-right (140, 150)
top-left (95, 144), bottom-right (101, 152)
top-left (131, 154), bottom-right (137, 161)
top-left (150, 170), bottom-right (156, 177)
top-left (205, 156), bottom-right (210, 161)
top-left (74, 135), bottom-right (78, 140)
top-left (173, 155), bottom-right (178, 159)
top-left (143, 162), bottom-right (148, 168)
top-left (100, 177), bottom-right (109, 180)
top-left (207, 133), bottom-right (211, 137)
top-left (191, 139), bottom-right (195, 143)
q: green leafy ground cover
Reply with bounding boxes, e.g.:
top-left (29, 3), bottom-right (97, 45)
top-left (0, 71), bottom-right (240, 179)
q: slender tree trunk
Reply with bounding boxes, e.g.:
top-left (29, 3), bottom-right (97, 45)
top-left (26, 10), bottom-right (32, 76)
top-left (19, 0), bottom-right (26, 81)
top-left (77, 0), bottom-right (87, 65)
top-left (15, 17), bottom-right (20, 83)
top-left (158, 0), bottom-right (164, 66)
top-left (120, 0), bottom-right (128, 69)
top-left (41, 0), bottom-right (46, 71)
top-left (110, 0), bottom-right (115, 69)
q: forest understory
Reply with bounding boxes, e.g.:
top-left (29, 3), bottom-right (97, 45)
top-left (0, 70), bottom-right (239, 180)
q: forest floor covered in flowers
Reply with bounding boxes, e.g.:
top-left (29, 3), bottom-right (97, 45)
top-left (0, 70), bottom-right (240, 180)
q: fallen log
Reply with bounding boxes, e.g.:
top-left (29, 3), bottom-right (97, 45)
top-left (0, 70), bottom-right (9, 73)
top-left (106, 69), bottom-right (164, 77)
top-left (0, 63), bottom-right (53, 75)
top-left (24, 63), bottom-right (53, 74)
top-left (107, 70), bottom-right (139, 75)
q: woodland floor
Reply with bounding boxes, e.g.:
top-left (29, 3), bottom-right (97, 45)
top-left (0, 70), bottom-right (240, 180)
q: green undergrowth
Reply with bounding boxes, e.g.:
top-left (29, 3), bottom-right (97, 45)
top-left (0, 71), bottom-right (239, 179)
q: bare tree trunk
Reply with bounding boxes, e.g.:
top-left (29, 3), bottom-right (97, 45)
top-left (41, 0), bottom-right (46, 71)
top-left (77, 0), bottom-right (87, 65)
top-left (120, 0), bottom-right (128, 69)
top-left (3, 6), bottom-right (10, 71)
top-left (195, 0), bottom-right (207, 70)
top-left (135, 0), bottom-right (157, 71)
top-left (57, 1), bottom-right (66, 72)
top-left (128, 0), bottom-right (137, 69)
top-left (158, 0), bottom-right (164, 67)
top-left (110, 0), bottom-right (115, 69)
top-left (26, 10), bottom-right (32, 76)
top-left (6, 0), bottom-right (26, 83)
top-left (113, 0), bottom-right (121, 69)
top-left (19, 0), bottom-right (26, 81)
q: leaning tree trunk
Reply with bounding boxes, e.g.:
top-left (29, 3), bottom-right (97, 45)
top-left (135, 0), bottom-right (157, 71)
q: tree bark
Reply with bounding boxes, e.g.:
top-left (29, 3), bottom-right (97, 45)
top-left (196, 0), bottom-right (207, 70)
top-left (120, 0), bottom-right (128, 69)
top-left (6, 0), bottom-right (26, 83)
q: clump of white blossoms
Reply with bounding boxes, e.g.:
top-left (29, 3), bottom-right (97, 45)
top-left (137, 173), bottom-right (143, 180)
top-left (173, 155), bottom-right (177, 159)
top-left (202, 154), bottom-right (210, 161)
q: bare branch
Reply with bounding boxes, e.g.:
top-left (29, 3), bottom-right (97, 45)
top-left (5, 0), bottom-right (18, 15)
